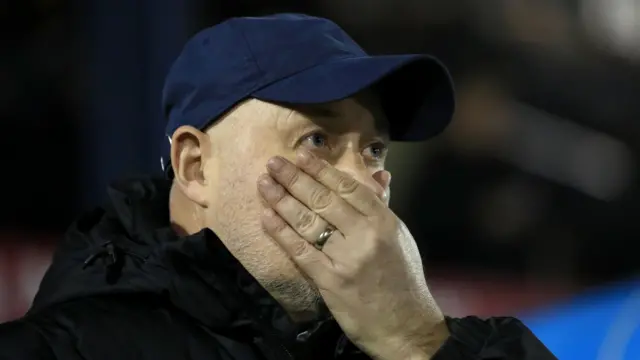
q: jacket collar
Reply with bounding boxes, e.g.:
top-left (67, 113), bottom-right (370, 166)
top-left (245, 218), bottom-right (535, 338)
top-left (30, 177), bottom-right (353, 358)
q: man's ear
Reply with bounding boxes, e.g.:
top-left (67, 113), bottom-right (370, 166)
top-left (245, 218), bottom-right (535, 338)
top-left (170, 125), bottom-right (211, 207)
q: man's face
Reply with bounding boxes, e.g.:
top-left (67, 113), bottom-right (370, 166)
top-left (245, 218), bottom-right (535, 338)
top-left (175, 92), bottom-right (392, 315)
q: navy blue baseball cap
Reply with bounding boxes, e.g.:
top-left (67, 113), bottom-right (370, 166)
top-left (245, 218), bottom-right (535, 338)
top-left (161, 13), bottom-right (455, 175)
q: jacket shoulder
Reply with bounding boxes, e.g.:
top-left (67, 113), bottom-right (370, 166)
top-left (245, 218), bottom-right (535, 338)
top-left (0, 318), bottom-right (56, 360)
top-left (2, 294), bottom-right (231, 360)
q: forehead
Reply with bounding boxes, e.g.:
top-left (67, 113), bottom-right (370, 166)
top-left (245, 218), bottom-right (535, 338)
top-left (278, 90), bottom-right (389, 133)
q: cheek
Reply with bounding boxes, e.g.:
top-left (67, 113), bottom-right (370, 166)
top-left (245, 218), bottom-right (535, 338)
top-left (208, 130), bottom-right (291, 218)
top-left (211, 152), bottom-right (272, 214)
top-left (204, 163), bottom-right (264, 243)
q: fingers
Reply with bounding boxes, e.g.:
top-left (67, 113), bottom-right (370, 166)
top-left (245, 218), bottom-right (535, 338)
top-left (258, 174), bottom-right (333, 244)
top-left (372, 170), bottom-right (392, 205)
top-left (260, 207), bottom-right (334, 280)
top-left (294, 151), bottom-right (385, 216)
top-left (265, 157), bottom-right (365, 232)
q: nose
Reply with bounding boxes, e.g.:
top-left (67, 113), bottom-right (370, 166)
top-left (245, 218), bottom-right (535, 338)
top-left (335, 163), bottom-right (391, 204)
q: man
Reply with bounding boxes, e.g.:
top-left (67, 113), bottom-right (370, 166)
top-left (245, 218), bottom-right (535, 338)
top-left (0, 14), bottom-right (556, 360)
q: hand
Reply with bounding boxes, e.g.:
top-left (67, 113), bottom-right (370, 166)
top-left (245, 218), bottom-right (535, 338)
top-left (257, 151), bottom-right (449, 360)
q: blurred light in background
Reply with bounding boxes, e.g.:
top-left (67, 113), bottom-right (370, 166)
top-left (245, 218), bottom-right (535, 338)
top-left (524, 279), bottom-right (640, 360)
top-left (504, 103), bottom-right (634, 201)
top-left (582, 0), bottom-right (640, 60)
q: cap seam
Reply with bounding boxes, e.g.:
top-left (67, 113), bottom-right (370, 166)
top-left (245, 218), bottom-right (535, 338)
top-left (229, 20), bottom-right (264, 76)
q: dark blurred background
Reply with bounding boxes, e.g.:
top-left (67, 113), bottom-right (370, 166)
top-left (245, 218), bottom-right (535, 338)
top-left (1, 0), bottom-right (639, 357)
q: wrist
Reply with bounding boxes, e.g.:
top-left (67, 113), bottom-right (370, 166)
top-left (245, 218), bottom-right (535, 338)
top-left (374, 316), bottom-right (451, 360)
top-left (406, 318), bottom-right (451, 359)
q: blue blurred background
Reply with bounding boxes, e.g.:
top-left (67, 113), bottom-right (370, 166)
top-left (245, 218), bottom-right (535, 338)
top-left (523, 279), bottom-right (640, 359)
top-left (1, 1), bottom-right (639, 358)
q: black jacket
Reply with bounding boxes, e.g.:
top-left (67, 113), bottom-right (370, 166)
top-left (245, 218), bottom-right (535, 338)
top-left (0, 178), bottom-right (557, 360)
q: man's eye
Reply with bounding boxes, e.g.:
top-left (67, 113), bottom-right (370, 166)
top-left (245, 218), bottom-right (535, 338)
top-left (301, 132), bottom-right (329, 148)
top-left (365, 142), bottom-right (388, 160)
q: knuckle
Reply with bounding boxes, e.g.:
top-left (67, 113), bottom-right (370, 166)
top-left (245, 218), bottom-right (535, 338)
top-left (337, 176), bottom-right (359, 195)
top-left (314, 162), bottom-right (331, 179)
top-left (364, 201), bottom-right (386, 220)
top-left (332, 273), bottom-right (352, 289)
top-left (332, 264), bottom-right (357, 284)
top-left (270, 216), bottom-right (289, 234)
top-left (295, 211), bottom-right (318, 233)
top-left (282, 168), bottom-right (301, 189)
top-left (291, 240), bottom-right (310, 258)
top-left (309, 187), bottom-right (332, 210)
top-left (306, 158), bottom-right (326, 176)
top-left (367, 197), bottom-right (382, 212)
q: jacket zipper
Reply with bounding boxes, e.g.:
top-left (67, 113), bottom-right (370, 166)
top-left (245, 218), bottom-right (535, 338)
top-left (253, 335), bottom-right (294, 360)
top-left (280, 343), bottom-right (294, 360)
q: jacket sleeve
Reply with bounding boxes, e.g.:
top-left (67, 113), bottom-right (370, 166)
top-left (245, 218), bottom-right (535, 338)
top-left (432, 316), bottom-right (557, 360)
top-left (0, 319), bottom-right (57, 360)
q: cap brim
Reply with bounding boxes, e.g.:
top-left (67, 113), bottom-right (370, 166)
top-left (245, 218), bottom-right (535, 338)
top-left (252, 54), bottom-right (455, 141)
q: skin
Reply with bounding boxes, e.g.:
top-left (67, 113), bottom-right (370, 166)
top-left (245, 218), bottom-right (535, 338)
top-left (169, 92), bottom-right (449, 360)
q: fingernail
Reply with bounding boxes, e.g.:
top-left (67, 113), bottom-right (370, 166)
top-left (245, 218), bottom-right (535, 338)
top-left (267, 157), bottom-right (285, 172)
top-left (258, 175), bottom-right (283, 201)
top-left (297, 150), bottom-right (314, 165)
top-left (263, 208), bottom-right (275, 218)
top-left (258, 174), bottom-right (275, 189)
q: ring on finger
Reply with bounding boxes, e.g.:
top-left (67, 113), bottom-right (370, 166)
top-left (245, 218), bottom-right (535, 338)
top-left (314, 224), bottom-right (337, 250)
